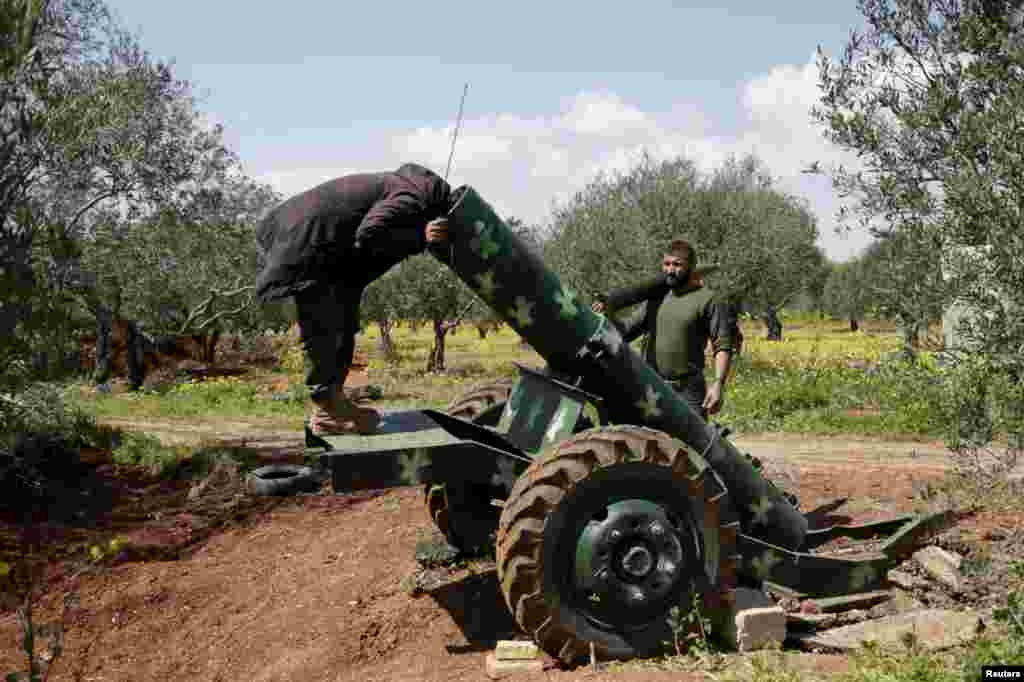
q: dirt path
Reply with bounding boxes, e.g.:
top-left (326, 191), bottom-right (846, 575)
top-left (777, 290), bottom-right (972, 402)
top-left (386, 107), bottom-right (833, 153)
top-left (96, 415), bottom-right (305, 456)
top-left (2, 419), bottom-right (1019, 682)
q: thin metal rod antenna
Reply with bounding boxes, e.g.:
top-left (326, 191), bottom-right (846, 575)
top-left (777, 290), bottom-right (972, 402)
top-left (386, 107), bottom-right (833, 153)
top-left (444, 83), bottom-right (469, 183)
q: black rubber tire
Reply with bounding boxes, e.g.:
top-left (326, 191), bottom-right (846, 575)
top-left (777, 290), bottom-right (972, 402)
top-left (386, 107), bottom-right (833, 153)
top-left (444, 379), bottom-right (514, 425)
top-left (247, 464), bottom-right (320, 497)
top-left (424, 380), bottom-right (515, 553)
top-left (495, 425), bottom-right (740, 664)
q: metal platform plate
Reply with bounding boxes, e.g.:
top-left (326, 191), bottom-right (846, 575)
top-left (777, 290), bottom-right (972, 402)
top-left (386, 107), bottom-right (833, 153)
top-left (315, 409), bottom-right (529, 494)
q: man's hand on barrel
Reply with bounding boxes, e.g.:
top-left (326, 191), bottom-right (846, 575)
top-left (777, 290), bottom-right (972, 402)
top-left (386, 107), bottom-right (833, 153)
top-left (425, 218), bottom-right (449, 243)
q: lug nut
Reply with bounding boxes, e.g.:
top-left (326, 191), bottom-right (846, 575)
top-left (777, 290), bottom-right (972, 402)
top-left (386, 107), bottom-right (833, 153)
top-left (608, 529), bottom-right (623, 542)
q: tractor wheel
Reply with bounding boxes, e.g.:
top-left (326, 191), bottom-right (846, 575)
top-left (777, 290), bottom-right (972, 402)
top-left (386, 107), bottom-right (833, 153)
top-left (424, 380), bottom-right (515, 553)
top-left (444, 379), bottom-right (514, 426)
top-left (496, 425), bottom-right (740, 664)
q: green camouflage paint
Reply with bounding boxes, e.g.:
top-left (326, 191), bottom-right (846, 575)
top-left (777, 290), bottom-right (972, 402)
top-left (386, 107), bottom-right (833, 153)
top-left (435, 187), bottom-right (808, 550)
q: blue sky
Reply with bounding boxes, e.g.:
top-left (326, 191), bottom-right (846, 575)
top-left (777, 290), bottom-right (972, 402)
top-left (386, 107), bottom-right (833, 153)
top-left (107, 1), bottom-right (872, 261)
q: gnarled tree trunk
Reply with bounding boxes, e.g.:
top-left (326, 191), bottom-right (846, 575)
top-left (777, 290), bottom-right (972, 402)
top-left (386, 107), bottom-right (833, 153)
top-left (376, 319), bottom-right (398, 364)
top-left (426, 318), bottom-right (450, 372)
top-left (763, 305), bottom-right (783, 341)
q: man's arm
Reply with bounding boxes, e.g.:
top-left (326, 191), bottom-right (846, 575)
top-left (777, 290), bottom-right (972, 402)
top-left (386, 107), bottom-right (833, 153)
top-left (702, 300), bottom-right (739, 415)
top-left (613, 303), bottom-right (649, 343)
top-left (353, 192), bottom-right (427, 258)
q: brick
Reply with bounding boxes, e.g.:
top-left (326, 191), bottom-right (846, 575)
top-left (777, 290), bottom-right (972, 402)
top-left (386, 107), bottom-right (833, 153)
top-left (713, 586), bottom-right (787, 652)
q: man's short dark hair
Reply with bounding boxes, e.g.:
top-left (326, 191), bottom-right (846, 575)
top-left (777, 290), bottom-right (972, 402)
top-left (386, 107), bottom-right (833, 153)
top-left (666, 239), bottom-right (696, 263)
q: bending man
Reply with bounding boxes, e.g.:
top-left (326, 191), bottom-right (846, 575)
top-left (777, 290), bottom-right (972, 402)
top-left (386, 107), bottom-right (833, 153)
top-left (255, 163), bottom-right (452, 435)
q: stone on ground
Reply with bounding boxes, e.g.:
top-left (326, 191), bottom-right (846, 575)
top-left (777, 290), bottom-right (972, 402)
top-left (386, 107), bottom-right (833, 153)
top-left (887, 568), bottom-right (928, 591)
top-left (913, 546), bottom-right (963, 591)
top-left (714, 586), bottom-right (787, 652)
top-left (792, 608), bottom-right (982, 653)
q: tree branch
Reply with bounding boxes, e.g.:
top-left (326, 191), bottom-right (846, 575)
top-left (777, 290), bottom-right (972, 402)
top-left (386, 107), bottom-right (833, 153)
top-left (175, 283), bottom-right (254, 334)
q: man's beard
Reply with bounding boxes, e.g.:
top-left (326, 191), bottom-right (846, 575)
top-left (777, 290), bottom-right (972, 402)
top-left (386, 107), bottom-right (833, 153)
top-left (665, 267), bottom-right (692, 289)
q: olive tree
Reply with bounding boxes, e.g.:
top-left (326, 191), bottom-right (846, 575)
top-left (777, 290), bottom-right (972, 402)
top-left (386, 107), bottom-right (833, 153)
top-left (0, 0), bottom-right (115, 387)
top-left (546, 153), bottom-right (823, 340)
top-left (811, 0), bottom-right (1024, 453)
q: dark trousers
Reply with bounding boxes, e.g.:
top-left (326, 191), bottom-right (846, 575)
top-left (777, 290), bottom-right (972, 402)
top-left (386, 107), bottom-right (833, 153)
top-left (294, 281), bottom-right (364, 403)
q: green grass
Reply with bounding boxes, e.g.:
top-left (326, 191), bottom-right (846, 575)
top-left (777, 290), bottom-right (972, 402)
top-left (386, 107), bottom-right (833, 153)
top-left (719, 359), bottom-right (946, 436)
top-left (54, 318), bottom-right (951, 439)
top-left (105, 431), bottom-right (272, 480)
top-left (63, 376), bottom-right (310, 421)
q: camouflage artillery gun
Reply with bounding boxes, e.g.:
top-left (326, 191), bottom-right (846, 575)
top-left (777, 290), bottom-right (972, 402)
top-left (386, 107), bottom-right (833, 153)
top-left (308, 187), bottom-right (953, 663)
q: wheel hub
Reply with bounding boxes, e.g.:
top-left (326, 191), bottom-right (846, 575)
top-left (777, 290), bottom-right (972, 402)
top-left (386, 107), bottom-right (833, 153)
top-left (620, 545), bottom-right (654, 578)
top-left (574, 499), bottom-right (701, 626)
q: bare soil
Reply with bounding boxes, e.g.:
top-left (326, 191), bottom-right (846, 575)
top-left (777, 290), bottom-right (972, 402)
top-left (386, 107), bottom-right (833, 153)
top-left (3, 369), bottom-right (1022, 681)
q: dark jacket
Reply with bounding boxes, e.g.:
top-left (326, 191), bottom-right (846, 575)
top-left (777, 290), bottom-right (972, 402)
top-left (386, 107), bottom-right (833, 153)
top-left (255, 163), bottom-right (451, 303)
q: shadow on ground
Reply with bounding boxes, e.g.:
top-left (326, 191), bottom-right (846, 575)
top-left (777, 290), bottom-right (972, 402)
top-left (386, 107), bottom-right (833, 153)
top-left (427, 570), bottom-right (520, 655)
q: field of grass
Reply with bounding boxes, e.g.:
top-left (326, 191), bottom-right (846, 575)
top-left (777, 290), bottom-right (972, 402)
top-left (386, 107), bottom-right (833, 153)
top-left (63, 314), bottom-right (947, 438)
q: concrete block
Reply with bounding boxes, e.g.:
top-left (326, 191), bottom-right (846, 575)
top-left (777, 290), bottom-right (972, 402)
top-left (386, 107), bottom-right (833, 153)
top-left (715, 586), bottom-right (787, 652)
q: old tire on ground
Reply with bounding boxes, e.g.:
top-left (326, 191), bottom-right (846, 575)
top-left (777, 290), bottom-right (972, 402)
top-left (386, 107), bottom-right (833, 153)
top-left (247, 464), bottom-right (319, 497)
top-left (425, 380), bottom-right (515, 553)
top-left (496, 425), bottom-right (739, 664)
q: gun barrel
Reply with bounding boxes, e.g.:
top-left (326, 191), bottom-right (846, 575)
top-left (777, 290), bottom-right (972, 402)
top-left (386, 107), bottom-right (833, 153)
top-left (433, 187), bottom-right (807, 550)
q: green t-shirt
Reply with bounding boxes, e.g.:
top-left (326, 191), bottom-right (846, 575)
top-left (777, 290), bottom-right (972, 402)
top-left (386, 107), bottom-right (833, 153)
top-left (615, 285), bottom-right (737, 381)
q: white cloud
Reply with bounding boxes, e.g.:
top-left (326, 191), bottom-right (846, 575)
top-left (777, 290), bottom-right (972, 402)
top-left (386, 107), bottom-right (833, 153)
top-left (558, 91), bottom-right (651, 136)
top-left (257, 62), bottom-right (875, 261)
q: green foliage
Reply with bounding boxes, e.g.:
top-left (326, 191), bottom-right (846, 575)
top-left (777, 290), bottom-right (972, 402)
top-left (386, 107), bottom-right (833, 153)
top-left (822, 259), bottom-right (872, 325)
top-left (665, 589), bottom-right (717, 660)
top-left (0, 382), bottom-right (116, 451)
top-left (719, 360), bottom-right (945, 436)
top-left (76, 376), bottom-right (307, 421)
top-left (838, 641), bottom-right (962, 682)
top-left (109, 431), bottom-right (181, 476)
top-left (381, 253), bottom-right (477, 372)
top-left (546, 152), bottom-right (823, 323)
top-left (812, 0), bottom-right (1024, 376)
top-left (80, 173), bottom-right (280, 338)
top-left (932, 355), bottom-right (1024, 486)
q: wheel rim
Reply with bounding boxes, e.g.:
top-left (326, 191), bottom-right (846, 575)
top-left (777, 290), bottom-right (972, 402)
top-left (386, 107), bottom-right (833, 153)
top-left (570, 495), bottom-right (704, 631)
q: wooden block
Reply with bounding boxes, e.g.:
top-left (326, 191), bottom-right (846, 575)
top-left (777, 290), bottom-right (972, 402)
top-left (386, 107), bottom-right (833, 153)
top-left (486, 652), bottom-right (544, 679)
top-left (494, 640), bottom-right (541, 660)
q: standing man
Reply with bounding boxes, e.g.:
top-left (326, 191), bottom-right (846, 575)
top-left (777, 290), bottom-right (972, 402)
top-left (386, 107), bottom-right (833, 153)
top-left (255, 163), bottom-right (453, 435)
top-left (593, 240), bottom-right (738, 418)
